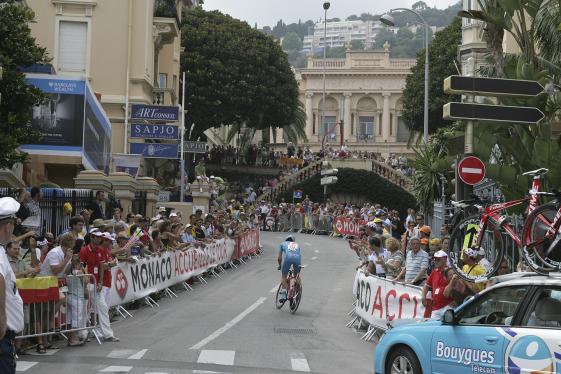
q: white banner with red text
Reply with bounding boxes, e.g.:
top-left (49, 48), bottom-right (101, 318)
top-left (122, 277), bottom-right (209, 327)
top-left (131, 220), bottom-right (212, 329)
top-left (108, 238), bottom-right (235, 307)
top-left (353, 270), bottom-right (425, 330)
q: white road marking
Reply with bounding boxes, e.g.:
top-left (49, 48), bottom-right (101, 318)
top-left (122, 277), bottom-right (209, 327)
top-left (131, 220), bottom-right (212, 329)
top-left (127, 348), bottom-right (148, 360)
top-left (107, 349), bottom-right (137, 359)
top-left (290, 353), bottom-right (310, 372)
top-left (99, 366), bottom-right (133, 372)
top-left (304, 242), bottom-right (312, 246)
top-left (197, 350), bottom-right (235, 366)
top-left (269, 284), bottom-right (279, 293)
top-left (311, 257), bottom-right (317, 260)
top-left (193, 371), bottom-right (225, 374)
top-left (314, 249), bottom-right (319, 253)
top-left (16, 361), bottom-right (38, 372)
top-left (190, 297), bottom-right (267, 350)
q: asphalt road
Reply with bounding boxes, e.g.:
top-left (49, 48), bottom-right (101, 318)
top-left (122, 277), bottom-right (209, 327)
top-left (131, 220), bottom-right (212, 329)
top-left (17, 232), bottom-right (373, 374)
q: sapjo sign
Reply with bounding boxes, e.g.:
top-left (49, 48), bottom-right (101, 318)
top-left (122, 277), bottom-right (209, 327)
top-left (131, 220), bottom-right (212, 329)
top-left (353, 270), bottom-right (425, 329)
top-left (130, 124), bottom-right (179, 140)
top-left (237, 229), bottom-right (260, 257)
top-left (334, 217), bottom-right (365, 237)
top-left (108, 239), bottom-right (234, 307)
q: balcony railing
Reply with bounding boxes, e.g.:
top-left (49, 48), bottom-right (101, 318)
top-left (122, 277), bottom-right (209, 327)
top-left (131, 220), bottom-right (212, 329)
top-left (152, 88), bottom-right (177, 106)
top-left (311, 59), bottom-right (347, 68)
top-left (389, 59), bottom-right (417, 69)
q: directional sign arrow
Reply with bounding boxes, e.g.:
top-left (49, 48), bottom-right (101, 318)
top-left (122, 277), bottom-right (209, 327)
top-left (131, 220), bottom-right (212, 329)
top-left (443, 102), bottom-right (545, 124)
top-left (444, 75), bottom-right (545, 97)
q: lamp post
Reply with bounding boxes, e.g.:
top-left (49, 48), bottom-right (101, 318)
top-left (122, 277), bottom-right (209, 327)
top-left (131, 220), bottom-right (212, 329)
top-left (321, 2), bottom-right (330, 152)
top-left (380, 9), bottom-right (430, 143)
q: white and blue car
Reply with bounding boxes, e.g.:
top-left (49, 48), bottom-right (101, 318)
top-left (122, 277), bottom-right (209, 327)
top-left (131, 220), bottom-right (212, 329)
top-left (374, 273), bottom-right (561, 374)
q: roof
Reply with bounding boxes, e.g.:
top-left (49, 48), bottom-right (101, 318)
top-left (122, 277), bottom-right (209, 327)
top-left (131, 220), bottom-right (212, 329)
top-left (486, 272), bottom-right (561, 290)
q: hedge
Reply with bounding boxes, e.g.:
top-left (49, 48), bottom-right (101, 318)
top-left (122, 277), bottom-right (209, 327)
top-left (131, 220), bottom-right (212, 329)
top-left (276, 168), bottom-right (417, 215)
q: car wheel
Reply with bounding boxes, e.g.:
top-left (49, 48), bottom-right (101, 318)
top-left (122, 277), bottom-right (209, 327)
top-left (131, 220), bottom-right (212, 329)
top-left (385, 346), bottom-right (422, 374)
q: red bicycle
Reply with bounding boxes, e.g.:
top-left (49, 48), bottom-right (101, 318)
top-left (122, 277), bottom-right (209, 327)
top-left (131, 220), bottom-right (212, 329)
top-left (449, 168), bottom-right (558, 281)
top-left (275, 265), bottom-right (303, 314)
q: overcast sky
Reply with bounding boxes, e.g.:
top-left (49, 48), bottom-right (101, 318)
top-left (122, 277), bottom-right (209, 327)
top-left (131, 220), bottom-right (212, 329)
top-left (203, 0), bottom-right (460, 27)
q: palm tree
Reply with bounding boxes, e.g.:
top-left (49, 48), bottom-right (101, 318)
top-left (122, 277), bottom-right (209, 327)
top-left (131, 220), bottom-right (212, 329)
top-left (534, 0), bottom-right (561, 65)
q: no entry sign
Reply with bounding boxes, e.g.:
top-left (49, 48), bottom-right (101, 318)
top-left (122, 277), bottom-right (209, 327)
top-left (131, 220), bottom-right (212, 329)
top-left (458, 156), bottom-right (485, 186)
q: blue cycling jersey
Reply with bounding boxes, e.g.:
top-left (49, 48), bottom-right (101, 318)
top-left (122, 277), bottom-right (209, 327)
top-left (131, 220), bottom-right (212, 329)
top-left (279, 241), bottom-right (301, 259)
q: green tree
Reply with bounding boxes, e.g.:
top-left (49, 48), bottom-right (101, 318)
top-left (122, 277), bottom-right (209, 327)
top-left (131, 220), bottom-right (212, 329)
top-left (350, 40), bottom-right (365, 50)
top-left (402, 17), bottom-right (462, 135)
top-left (181, 8), bottom-right (301, 140)
top-left (0, 1), bottom-right (48, 169)
top-left (282, 32), bottom-right (302, 51)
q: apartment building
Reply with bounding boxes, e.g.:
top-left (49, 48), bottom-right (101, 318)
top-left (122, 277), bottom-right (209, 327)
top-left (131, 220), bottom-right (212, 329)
top-left (22, 0), bottom-right (195, 187)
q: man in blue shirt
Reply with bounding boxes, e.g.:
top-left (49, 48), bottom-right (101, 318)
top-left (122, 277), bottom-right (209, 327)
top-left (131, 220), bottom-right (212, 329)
top-left (277, 235), bottom-right (302, 302)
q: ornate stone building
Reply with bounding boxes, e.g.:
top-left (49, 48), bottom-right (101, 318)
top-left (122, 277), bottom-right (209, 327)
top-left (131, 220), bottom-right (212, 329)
top-left (295, 49), bottom-right (416, 156)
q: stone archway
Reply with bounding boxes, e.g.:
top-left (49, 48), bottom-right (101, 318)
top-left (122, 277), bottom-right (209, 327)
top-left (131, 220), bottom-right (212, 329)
top-left (355, 96), bottom-right (377, 143)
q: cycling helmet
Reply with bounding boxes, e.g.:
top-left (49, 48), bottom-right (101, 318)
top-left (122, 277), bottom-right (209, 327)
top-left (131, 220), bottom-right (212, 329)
top-left (285, 235), bottom-right (295, 242)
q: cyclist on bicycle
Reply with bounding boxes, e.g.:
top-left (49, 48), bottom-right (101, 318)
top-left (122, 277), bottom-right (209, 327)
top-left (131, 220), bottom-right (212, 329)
top-left (277, 235), bottom-right (301, 302)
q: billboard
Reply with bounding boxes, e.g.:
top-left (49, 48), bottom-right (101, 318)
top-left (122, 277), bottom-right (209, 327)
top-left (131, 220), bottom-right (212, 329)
top-left (83, 83), bottom-right (111, 174)
top-left (27, 77), bottom-right (86, 149)
top-left (24, 75), bottom-right (112, 174)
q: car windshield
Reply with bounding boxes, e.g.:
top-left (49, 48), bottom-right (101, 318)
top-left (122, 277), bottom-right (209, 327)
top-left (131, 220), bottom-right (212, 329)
top-left (458, 286), bottom-right (527, 326)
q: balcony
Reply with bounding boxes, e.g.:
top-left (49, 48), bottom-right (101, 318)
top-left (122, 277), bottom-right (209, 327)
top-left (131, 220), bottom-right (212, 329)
top-left (152, 88), bottom-right (177, 106)
top-left (356, 134), bottom-right (375, 143)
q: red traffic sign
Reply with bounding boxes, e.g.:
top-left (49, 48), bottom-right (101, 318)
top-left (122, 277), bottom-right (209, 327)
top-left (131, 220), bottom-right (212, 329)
top-left (458, 156), bottom-right (485, 186)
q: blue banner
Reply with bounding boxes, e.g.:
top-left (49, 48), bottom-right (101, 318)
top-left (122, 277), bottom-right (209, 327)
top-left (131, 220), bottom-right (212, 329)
top-left (27, 76), bottom-right (86, 95)
top-left (131, 104), bottom-right (179, 121)
top-left (130, 143), bottom-right (178, 158)
top-left (131, 124), bottom-right (179, 140)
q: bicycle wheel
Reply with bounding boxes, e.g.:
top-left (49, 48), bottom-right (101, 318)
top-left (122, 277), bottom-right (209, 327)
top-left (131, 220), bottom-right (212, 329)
top-left (449, 215), bottom-right (505, 282)
top-left (522, 202), bottom-right (561, 274)
top-left (275, 284), bottom-right (286, 309)
top-left (289, 282), bottom-right (302, 314)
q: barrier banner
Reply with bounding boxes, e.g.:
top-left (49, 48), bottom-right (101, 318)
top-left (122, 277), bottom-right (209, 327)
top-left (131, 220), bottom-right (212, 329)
top-left (280, 157), bottom-right (304, 167)
top-left (354, 270), bottom-right (425, 330)
top-left (236, 229), bottom-right (260, 258)
top-left (108, 238), bottom-right (235, 307)
top-left (334, 217), bottom-right (365, 237)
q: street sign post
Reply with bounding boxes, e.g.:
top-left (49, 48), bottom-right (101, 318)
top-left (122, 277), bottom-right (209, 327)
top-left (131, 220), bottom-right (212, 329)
top-left (183, 141), bottom-right (207, 154)
top-left (443, 102), bottom-right (545, 124)
top-left (444, 75), bottom-right (544, 97)
top-left (458, 156), bottom-right (485, 186)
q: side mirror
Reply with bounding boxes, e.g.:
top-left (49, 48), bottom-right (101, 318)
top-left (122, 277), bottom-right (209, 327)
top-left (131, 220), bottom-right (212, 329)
top-left (443, 309), bottom-right (456, 325)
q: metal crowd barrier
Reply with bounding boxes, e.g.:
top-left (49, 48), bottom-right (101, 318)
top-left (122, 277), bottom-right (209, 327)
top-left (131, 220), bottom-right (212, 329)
top-left (17, 274), bottom-right (100, 343)
top-left (262, 212), bottom-right (334, 235)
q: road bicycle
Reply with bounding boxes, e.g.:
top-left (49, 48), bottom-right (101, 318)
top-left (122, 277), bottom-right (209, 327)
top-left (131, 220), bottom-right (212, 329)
top-left (448, 168), bottom-right (559, 282)
top-left (275, 265), bottom-right (304, 314)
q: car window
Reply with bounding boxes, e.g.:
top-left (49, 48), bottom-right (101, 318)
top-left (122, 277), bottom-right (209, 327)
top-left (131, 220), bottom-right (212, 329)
top-left (523, 287), bottom-right (561, 328)
top-left (458, 286), bottom-right (527, 326)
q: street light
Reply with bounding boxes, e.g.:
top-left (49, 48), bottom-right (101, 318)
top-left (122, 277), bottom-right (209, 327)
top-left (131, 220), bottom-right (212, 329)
top-left (321, 2), bottom-right (330, 152)
top-left (380, 8), bottom-right (430, 143)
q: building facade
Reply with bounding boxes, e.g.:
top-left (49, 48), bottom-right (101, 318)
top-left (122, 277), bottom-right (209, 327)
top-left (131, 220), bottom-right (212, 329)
top-left (23, 0), bottom-right (194, 187)
top-left (295, 49), bottom-right (416, 156)
top-left (302, 19), bottom-right (442, 52)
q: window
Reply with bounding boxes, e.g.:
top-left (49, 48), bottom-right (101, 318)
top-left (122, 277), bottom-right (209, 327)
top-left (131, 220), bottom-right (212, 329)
top-left (458, 286), bottom-right (527, 326)
top-left (358, 116), bottom-right (374, 141)
top-left (313, 113), bottom-right (316, 135)
top-left (523, 288), bottom-right (561, 328)
top-left (159, 73), bottom-right (168, 89)
top-left (397, 117), bottom-right (410, 142)
top-left (464, 0), bottom-right (472, 25)
top-left (351, 114), bottom-right (354, 135)
top-left (320, 116), bottom-right (337, 140)
top-left (58, 21), bottom-right (87, 72)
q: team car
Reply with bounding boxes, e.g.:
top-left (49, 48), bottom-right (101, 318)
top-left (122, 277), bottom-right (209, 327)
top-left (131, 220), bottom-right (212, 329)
top-left (374, 273), bottom-right (561, 374)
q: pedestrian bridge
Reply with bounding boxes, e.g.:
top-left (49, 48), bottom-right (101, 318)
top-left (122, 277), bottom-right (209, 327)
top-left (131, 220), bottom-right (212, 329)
top-left (257, 158), bottom-right (412, 202)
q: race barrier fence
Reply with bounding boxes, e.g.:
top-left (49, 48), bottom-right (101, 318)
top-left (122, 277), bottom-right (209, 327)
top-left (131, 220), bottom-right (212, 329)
top-left (16, 230), bottom-right (261, 343)
top-left (17, 274), bottom-right (100, 343)
top-left (348, 270), bottom-right (425, 341)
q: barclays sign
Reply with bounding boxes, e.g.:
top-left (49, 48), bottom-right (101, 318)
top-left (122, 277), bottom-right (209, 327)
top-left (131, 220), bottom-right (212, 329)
top-left (131, 124), bottom-right (179, 140)
top-left (131, 104), bottom-right (179, 121)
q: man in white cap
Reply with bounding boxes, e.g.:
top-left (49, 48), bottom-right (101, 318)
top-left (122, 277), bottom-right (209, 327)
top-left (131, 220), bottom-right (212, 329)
top-left (0, 197), bottom-right (24, 373)
top-left (422, 250), bottom-right (453, 319)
